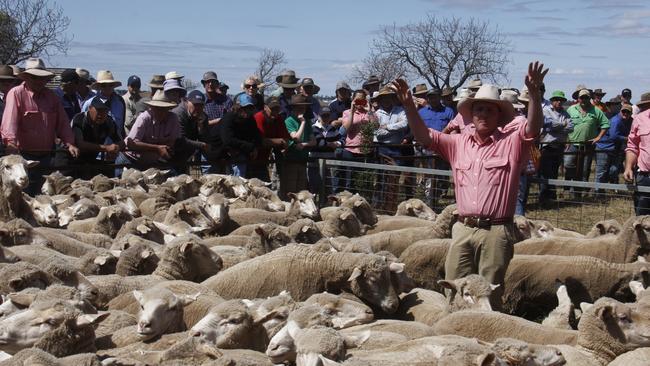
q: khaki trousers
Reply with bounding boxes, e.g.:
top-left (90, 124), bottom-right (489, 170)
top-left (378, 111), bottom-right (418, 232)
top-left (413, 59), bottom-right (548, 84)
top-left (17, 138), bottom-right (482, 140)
top-left (444, 221), bottom-right (517, 310)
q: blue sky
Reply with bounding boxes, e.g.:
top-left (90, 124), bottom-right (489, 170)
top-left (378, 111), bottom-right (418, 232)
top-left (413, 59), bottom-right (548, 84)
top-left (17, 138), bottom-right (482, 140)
top-left (49, 0), bottom-right (650, 100)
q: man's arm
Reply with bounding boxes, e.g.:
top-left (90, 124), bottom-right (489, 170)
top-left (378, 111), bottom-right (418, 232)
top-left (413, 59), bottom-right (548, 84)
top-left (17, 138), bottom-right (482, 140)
top-left (1, 89), bottom-right (19, 150)
top-left (524, 61), bottom-right (549, 138)
top-left (388, 79), bottom-right (432, 147)
top-left (624, 151), bottom-right (638, 182)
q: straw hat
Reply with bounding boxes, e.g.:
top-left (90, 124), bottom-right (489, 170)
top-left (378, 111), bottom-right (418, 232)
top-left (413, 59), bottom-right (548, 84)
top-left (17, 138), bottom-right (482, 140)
top-left (500, 90), bottom-right (524, 109)
top-left (275, 69), bottom-right (296, 83)
top-left (457, 84), bottom-right (516, 125)
top-left (300, 78), bottom-right (320, 94)
top-left (467, 78), bottom-right (482, 91)
top-left (277, 74), bottom-right (300, 88)
top-left (518, 88), bottom-right (530, 103)
top-left (18, 58), bottom-right (53, 78)
top-left (453, 88), bottom-right (473, 102)
top-left (593, 88), bottom-right (606, 97)
top-left (145, 90), bottom-right (178, 108)
top-left (441, 87), bottom-right (455, 97)
top-left (375, 86), bottom-right (396, 98)
top-left (572, 84), bottom-right (592, 100)
top-left (165, 71), bottom-right (184, 80)
top-left (92, 70), bottom-right (122, 88)
top-left (637, 92), bottom-right (650, 108)
top-left (0, 65), bottom-right (16, 80)
top-left (363, 75), bottom-right (382, 88)
top-left (412, 84), bottom-right (429, 96)
top-left (149, 74), bottom-right (165, 88)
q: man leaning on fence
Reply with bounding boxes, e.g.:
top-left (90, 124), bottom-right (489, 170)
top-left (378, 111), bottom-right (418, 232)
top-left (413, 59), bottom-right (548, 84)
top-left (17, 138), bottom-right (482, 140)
top-left (624, 93), bottom-right (650, 215)
top-left (390, 61), bottom-right (548, 309)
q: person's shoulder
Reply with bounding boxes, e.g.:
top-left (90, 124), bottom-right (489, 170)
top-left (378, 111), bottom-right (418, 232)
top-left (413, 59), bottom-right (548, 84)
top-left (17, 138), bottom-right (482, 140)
top-left (71, 112), bottom-right (86, 127)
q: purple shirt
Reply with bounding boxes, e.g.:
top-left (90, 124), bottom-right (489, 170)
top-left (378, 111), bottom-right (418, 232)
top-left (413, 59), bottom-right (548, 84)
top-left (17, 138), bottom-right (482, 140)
top-left (124, 110), bottom-right (181, 163)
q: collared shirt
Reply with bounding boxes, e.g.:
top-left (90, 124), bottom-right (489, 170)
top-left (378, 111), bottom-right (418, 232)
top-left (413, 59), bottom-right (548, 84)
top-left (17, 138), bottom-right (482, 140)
top-left (1, 83), bottom-right (75, 152)
top-left (77, 88), bottom-right (96, 107)
top-left (71, 111), bottom-right (120, 162)
top-left (374, 106), bottom-right (408, 144)
top-left (446, 112), bottom-right (474, 134)
top-left (254, 110), bottom-right (290, 162)
top-left (285, 115), bottom-right (313, 161)
top-left (124, 110), bottom-right (181, 164)
top-left (81, 93), bottom-right (126, 138)
top-left (567, 104), bottom-right (610, 143)
top-left (596, 113), bottom-right (633, 151)
top-left (54, 87), bottom-right (81, 121)
top-left (341, 108), bottom-right (375, 154)
top-left (309, 97), bottom-right (321, 121)
top-left (173, 103), bottom-right (210, 149)
top-left (592, 101), bottom-right (610, 115)
top-left (427, 120), bottom-right (535, 219)
top-left (626, 109), bottom-right (650, 172)
top-left (419, 104), bottom-right (455, 132)
top-left (329, 99), bottom-right (351, 120)
top-left (123, 91), bottom-right (146, 134)
top-left (541, 105), bottom-right (573, 144)
top-left (204, 94), bottom-right (233, 137)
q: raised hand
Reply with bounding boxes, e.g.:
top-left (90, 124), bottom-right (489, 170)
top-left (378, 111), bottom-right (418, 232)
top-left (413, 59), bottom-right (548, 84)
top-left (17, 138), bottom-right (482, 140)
top-left (525, 61), bottom-right (549, 100)
top-left (389, 79), bottom-right (412, 105)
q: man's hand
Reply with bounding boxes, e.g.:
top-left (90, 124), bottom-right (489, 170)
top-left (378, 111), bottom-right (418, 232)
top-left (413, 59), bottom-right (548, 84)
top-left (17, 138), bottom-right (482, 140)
top-left (67, 145), bottom-right (80, 158)
top-left (5, 142), bottom-right (18, 154)
top-left (157, 145), bottom-right (171, 159)
top-left (331, 118), bottom-right (342, 127)
top-left (103, 144), bottom-right (120, 154)
top-left (263, 105), bottom-right (272, 118)
top-left (414, 97), bottom-right (427, 107)
top-left (589, 137), bottom-right (601, 144)
top-left (524, 61), bottom-right (549, 100)
top-left (624, 168), bottom-right (635, 182)
top-left (389, 79), bottom-right (413, 105)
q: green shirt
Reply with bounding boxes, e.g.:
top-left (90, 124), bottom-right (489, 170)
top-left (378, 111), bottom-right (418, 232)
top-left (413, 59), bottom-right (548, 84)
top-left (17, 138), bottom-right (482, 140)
top-left (284, 115), bottom-right (313, 161)
top-left (566, 104), bottom-right (610, 143)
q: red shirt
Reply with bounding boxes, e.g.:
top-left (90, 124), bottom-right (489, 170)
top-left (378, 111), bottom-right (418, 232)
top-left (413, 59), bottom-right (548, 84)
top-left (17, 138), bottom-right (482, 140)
top-left (428, 119), bottom-right (534, 219)
top-left (1, 83), bottom-right (75, 152)
top-left (626, 109), bottom-right (649, 172)
top-left (254, 111), bottom-right (290, 161)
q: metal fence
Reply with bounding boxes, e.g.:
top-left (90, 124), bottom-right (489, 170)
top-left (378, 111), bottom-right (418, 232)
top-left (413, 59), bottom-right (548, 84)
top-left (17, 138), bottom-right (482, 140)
top-left (321, 159), bottom-right (648, 233)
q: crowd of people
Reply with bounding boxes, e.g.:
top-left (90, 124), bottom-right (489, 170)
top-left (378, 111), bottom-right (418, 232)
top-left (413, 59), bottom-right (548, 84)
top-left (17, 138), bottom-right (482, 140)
top-left (0, 57), bottom-right (649, 214)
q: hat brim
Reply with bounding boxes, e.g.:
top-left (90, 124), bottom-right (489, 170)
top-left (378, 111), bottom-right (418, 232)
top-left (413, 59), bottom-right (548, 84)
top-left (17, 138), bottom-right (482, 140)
top-left (637, 100), bottom-right (650, 107)
top-left (0, 75), bottom-right (16, 80)
top-left (301, 85), bottom-right (320, 94)
top-left (363, 81), bottom-right (381, 88)
top-left (19, 69), bottom-right (54, 78)
top-left (145, 100), bottom-right (177, 108)
top-left (413, 91), bottom-right (428, 96)
top-left (550, 97), bottom-right (567, 102)
top-left (457, 97), bottom-right (516, 126)
top-left (572, 89), bottom-right (593, 100)
top-left (511, 101), bottom-right (525, 109)
top-left (279, 82), bottom-right (300, 88)
top-left (290, 102), bottom-right (311, 106)
top-left (93, 80), bottom-right (122, 88)
top-left (149, 83), bottom-right (164, 88)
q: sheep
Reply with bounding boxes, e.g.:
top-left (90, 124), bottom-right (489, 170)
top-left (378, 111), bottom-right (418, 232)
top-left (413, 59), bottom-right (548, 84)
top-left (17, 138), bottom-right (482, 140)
top-left (37, 226), bottom-right (113, 250)
top-left (202, 245), bottom-right (401, 314)
top-left (396, 274), bottom-right (495, 326)
top-left (114, 216), bottom-right (165, 244)
top-left (23, 194), bottom-right (59, 227)
top-left (365, 215), bottom-right (435, 235)
top-left (514, 216), bottom-right (650, 263)
top-left (227, 218), bottom-right (323, 244)
top-left (488, 338), bottom-right (566, 366)
top-left (0, 298), bottom-right (108, 355)
top-left (88, 236), bottom-right (222, 307)
top-left (138, 193), bottom-right (174, 222)
top-left (240, 290), bottom-right (298, 339)
top-left (229, 186), bottom-right (285, 212)
top-left (397, 238), bottom-right (452, 291)
top-left (161, 174), bottom-right (202, 201)
top-left (103, 334), bottom-right (225, 365)
top-left (0, 284), bottom-right (97, 320)
top-left (532, 218), bottom-right (623, 239)
top-left (609, 347), bottom-right (650, 366)
top-left (395, 198), bottom-right (437, 221)
top-left (0, 218), bottom-right (49, 247)
top-left (0, 348), bottom-right (102, 366)
top-left (290, 325), bottom-right (352, 366)
top-left (121, 167), bottom-right (169, 186)
top-left (57, 198), bottom-right (100, 227)
top-left (200, 174), bottom-right (250, 199)
top-left (41, 171), bottom-right (73, 195)
top-left (503, 255), bottom-right (650, 319)
top-left (316, 207), bottom-right (366, 238)
top-left (200, 193), bottom-right (230, 230)
top-left (321, 193), bottom-right (377, 227)
top-left (0, 262), bottom-right (52, 294)
top-left (542, 284), bottom-right (577, 330)
top-left (225, 190), bottom-right (319, 229)
top-left (163, 199), bottom-right (217, 236)
top-left (189, 299), bottom-right (270, 352)
top-left (36, 227), bottom-right (111, 257)
top-left (0, 155), bottom-right (38, 223)
top-left (67, 205), bottom-right (133, 238)
top-left (304, 292), bottom-right (374, 329)
top-left (8, 245), bottom-right (117, 275)
top-left (114, 240), bottom-right (160, 276)
top-left (98, 186), bottom-right (148, 212)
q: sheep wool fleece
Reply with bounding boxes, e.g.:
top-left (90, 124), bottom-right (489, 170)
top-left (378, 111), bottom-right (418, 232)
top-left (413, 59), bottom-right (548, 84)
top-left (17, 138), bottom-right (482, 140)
top-left (444, 221), bottom-right (517, 309)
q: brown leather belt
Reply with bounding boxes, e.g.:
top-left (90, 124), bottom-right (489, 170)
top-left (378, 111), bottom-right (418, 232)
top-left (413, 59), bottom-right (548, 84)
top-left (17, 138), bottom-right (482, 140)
top-left (458, 215), bottom-right (513, 229)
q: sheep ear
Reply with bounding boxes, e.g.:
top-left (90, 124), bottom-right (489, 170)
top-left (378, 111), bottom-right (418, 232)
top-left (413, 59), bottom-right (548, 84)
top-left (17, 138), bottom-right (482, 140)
top-left (133, 290), bottom-right (145, 305)
top-left (140, 249), bottom-right (152, 259)
top-left (136, 224), bottom-right (151, 234)
top-left (76, 312), bottom-right (109, 327)
top-left (254, 309), bottom-right (279, 324)
top-left (630, 280), bottom-right (646, 298)
top-left (633, 218), bottom-right (644, 230)
top-left (185, 176), bottom-right (194, 184)
top-left (490, 284), bottom-right (500, 290)
top-left (477, 352), bottom-right (496, 366)
top-left (24, 160), bottom-right (39, 168)
top-left (153, 221), bottom-right (172, 234)
top-left (318, 355), bottom-right (343, 366)
top-left (177, 292), bottom-right (200, 307)
top-left (7, 293), bottom-right (35, 307)
top-left (286, 320), bottom-right (301, 339)
top-left (353, 199), bottom-right (363, 207)
top-left (287, 192), bottom-right (298, 201)
top-left (173, 185), bottom-right (181, 193)
top-left (637, 256), bottom-right (647, 263)
top-left (596, 222), bottom-right (606, 234)
top-left (180, 242), bottom-right (193, 254)
top-left (389, 262), bottom-right (405, 274)
top-left (343, 330), bottom-right (370, 348)
top-left (340, 211), bottom-right (351, 220)
top-left (347, 267), bottom-right (363, 282)
top-left (327, 195), bottom-right (341, 205)
top-left (241, 299), bottom-right (255, 308)
top-left (94, 255), bottom-right (109, 266)
top-left (437, 280), bottom-right (458, 292)
top-left (301, 226), bottom-right (310, 233)
top-left (254, 225), bottom-right (266, 237)
top-left (580, 302), bottom-right (593, 313)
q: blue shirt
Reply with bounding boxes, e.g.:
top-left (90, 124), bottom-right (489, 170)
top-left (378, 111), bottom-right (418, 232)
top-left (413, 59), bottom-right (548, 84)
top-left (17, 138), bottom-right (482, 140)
top-left (595, 114), bottom-right (633, 151)
top-left (81, 93), bottom-right (126, 138)
top-left (418, 104), bottom-right (455, 132)
top-left (54, 88), bottom-right (81, 121)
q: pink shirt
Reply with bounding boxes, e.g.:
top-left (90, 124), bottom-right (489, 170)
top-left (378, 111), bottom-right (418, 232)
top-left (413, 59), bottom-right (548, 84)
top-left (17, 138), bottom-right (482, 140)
top-left (342, 109), bottom-right (375, 154)
top-left (428, 119), bottom-right (534, 219)
top-left (626, 109), bottom-right (649, 171)
top-left (124, 110), bottom-right (181, 164)
top-left (1, 83), bottom-right (75, 153)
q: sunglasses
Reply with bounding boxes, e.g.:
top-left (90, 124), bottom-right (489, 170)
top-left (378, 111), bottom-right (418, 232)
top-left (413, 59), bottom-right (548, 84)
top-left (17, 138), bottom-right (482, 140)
top-left (244, 84), bottom-right (258, 89)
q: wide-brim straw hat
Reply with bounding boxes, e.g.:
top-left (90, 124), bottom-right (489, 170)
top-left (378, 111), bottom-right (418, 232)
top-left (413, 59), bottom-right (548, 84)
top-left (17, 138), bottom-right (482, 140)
top-left (0, 65), bottom-right (16, 80)
top-left (275, 70), bottom-right (296, 83)
top-left (18, 57), bottom-right (54, 78)
top-left (165, 71), bottom-right (184, 80)
top-left (457, 84), bottom-right (516, 126)
top-left (412, 83), bottom-right (429, 96)
top-left (92, 70), bottom-right (122, 88)
top-left (145, 90), bottom-right (178, 108)
top-left (500, 90), bottom-right (524, 109)
top-left (572, 84), bottom-right (592, 100)
top-left (467, 78), bottom-right (482, 91)
top-left (518, 88), bottom-right (530, 103)
top-left (637, 92), bottom-right (650, 108)
top-left (149, 74), bottom-right (165, 88)
top-left (363, 75), bottom-right (382, 88)
top-left (277, 75), bottom-right (300, 88)
top-left (375, 86), bottom-right (397, 98)
top-left (453, 88), bottom-right (473, 102)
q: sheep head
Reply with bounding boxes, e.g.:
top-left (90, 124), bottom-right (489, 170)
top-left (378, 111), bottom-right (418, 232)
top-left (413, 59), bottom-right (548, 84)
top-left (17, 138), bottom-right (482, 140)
top-left (347, 255), bottom-right (400, 314)
top-left (288, 191), bottom-right (319, 220)
top-left (133, 288), bottom-right (198, 341)
top-left (304, 292), bottom-right (374, 330)
top-left (438, 274), bottom-right (496, 313)
top-left (25, 195), bottom-right (58, 227)
top-left (0, 155), bottom-right (36, 192)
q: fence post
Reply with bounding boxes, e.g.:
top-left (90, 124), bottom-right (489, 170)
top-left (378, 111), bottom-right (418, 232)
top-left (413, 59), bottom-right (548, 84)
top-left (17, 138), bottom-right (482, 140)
top-left (319, 159), bottom-right (328, 208)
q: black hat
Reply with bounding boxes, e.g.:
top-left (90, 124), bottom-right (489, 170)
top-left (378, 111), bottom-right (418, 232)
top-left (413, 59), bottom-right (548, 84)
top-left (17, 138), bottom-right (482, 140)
top-left (622, 88), bottom-right (632, 97)
top-left (89, 97), bottom-right (109, 110)
top-left (60, 69), bottom-right (80, 84)
top-left (127, 75), bottom-right (141, 88)
top-left (187, 90), bottom-right (206, 104)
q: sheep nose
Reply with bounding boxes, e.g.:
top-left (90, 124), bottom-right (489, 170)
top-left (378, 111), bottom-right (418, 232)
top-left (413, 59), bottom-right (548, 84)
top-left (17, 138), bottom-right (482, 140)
top-left (138, 320), bottom-right (150, 329)
top-left (191, 330), bottom-right (202, 337)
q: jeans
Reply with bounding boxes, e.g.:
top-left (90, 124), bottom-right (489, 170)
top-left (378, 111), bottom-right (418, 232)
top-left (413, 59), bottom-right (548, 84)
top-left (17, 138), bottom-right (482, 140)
top-left (538, 145), bottom-right (563, 203)
top-left (635, 173), bottom-right (650, 215)
top-left (515, 174), bottom-right (529, 216)
top-left (595, 150), bottom-right (620, 187)
top-left (22, 153), bottom-right (52, 196)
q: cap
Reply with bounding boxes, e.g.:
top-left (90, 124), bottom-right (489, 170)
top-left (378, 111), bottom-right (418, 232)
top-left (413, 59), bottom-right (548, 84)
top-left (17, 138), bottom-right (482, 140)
top-left (550, 90), bottom-right (567, 101)
top-left (127, 75), bottom-right (141, 88)
top-left (578, 89), bottom-right (591, 98)
top-left (320, 106), bottom-right (332, 116)
top-left (219, 82), bottom-right (229, 90)
top-left (202, 71), bottom-right (218, 83)
top-left (238, 94), bottom-right (255, 107)
top-left (336, 81), bottom-right (351, 91)
top-left (187, 90), bottom-right (206, 104)
top-left (622, 88), bottom-right (632, 97)
top-left (89, 97), bottom-right (109, 110)
top-left (60, 69), bottom-right (80, 84)
top-left (427, 87), bottom-right (442, 96)
top-left (621, 104), bottom-right (633, 113)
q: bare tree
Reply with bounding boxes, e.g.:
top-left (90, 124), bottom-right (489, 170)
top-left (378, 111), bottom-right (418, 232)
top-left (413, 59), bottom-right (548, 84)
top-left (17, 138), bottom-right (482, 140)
top-left (256, 48), bottom-right (286, 94)
top-left (360, 16), bottom-right (511, 92)
top-left (349, 50), bottom-right (410, 87)
top-left (0, 0), bottom-right (71, 65)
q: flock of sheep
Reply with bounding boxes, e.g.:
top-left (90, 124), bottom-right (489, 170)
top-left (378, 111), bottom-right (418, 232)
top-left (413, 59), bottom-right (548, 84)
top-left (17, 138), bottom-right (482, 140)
top-left (0, 154), bottom-right (647, 365)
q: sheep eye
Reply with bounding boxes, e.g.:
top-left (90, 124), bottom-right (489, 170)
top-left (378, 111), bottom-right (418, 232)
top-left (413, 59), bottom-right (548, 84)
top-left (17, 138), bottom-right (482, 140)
top-left (229, 318), bottom-right (242, 324)
top-left (17, 231), bottom-right (25, 236)
top-left (46, 319), bottom-right (58, 326)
